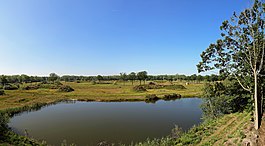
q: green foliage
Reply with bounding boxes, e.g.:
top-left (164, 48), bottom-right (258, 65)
top-left (58, 85), bottom-right (74, 92)
top-left (49, 73), bottom-right (59, 82)
top-left (0, 90), bottom-right (4, 95)
top-left (171, 125), bottom-right (183, 139)
top-left (137, 71), bottom-right (148, 85)
top-left (162, 93), bottom-right (181, 100)
top-left (197, 0), bottom-right (265, 129)
top-left (201, 80), bottom-right (252, 120)
top-left (97, 75), bottom-right (104, 82)
top-left (163, 85), bottom-right (186, 90)
top-left (133, 137), bottom-right (175, 146)
top-left (128, 72), bottom-right (137, 85)
top-left (145, 94), bottom-right (159, 101)
top-left (91, 80), bottom-right (96, 85)
top-left (3, 84), bottom-right (19, 90)
top-left (21, 84), bottom-right (40, 90)
top-left (0, 112), bottom-right (9, 133)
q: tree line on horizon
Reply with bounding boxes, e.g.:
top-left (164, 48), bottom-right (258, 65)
top-left (0, 72), bottom-right (225, 85)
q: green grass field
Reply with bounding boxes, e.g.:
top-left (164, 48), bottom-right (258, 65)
top-left (0, 80), bottom-right (203, 110)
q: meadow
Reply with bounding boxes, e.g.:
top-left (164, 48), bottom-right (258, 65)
top-left (0, 80), bottom-right (203, 110)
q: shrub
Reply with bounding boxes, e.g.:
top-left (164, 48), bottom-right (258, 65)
top-left (91, 81), bottom-right (96, 85)
top-left (39, 82), bottom-right (61, 89)
top-left (3, 84), bottom-right (19, 90)
top-left (163, 93), bottom-right (181, 100)
top-left (0, 112), bottom-right (9, 132)
top-left (148, 82), bottom-right (156, 85)
top-left (133, 85), bottom-right (147, 92)
top-left (0, 90), bottom-right (4, 95)
top-left (21, 84), bottom-right (40, 90)
top-left (201, 79), bottom-right (251, 120)
top-left (58, 85), bottom-right (74, 92)
top-left (145, 94), bottom-right (159, 101)
top-left (171, 125), bottom-right (183, 139)
top-left (164, 85), bottom-right (186, 90)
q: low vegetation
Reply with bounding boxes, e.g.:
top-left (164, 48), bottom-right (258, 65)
top-left (133, 112), bottom-right (251, 146)
top-left (58, 85), bottom-right (74, 92)
top-left (3, 84), bottom-right (19, 90)
top-left (0, 90), bottom-right (4, 95)
top-left (133, 85), bottom-right (147, 92)
top-left (162, 93), bottom-right (181, 100)
top-left (0, 80), bottom-right (202, 110)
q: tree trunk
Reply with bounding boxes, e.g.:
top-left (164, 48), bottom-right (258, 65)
top-left (254, 72), bottom-right (259, 130)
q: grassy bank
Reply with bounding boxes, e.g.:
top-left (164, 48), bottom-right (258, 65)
top-left (134, 112), bottom-right (252, 146)
top-left (0, 81), bottom-right (203, 110)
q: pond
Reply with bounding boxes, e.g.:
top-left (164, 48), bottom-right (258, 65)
top-left (9, 98), bottom-right (203, 146)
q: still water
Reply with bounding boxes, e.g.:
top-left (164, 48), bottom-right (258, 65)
top-left (9, 98), bottom-right (202, 146)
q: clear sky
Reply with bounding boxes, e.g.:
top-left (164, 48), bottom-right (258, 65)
top-left (0, 0), bottom-right (251, 76)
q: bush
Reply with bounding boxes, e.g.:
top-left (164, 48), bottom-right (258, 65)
top-left (3, 84), bottom-right (19, 90)
top-left (164, 85), bottom-right (186, 90)
top-left (0, 90), bottom-right (4, 95)
top-left (133, 85), bottom-right (147, 92)
top-left (38, 82), bottom-right (61, 89)
top-left (58, 85), bottom-right (74, 92)
top-left (91, 81), bottom-right (96, 85)
top-left (163, 93), bottom-right (181, 100)
top-left (21, 84), bottom-right (40, 90)
top-left (201, 79), bottom-right (251, 120)
top-left (145, 94), bottom-right (159, 101)
top-left (0, 112), bottom-right (9, 132)
top-left (148, 82), bottom-right (156, 85)
top-left (54, 81), bottom-right (63, 86)
top-left (135, 84), bottom-right (186, 90)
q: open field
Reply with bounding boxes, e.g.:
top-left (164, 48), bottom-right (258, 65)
top-left (0, 81), bottom-right (203, 110)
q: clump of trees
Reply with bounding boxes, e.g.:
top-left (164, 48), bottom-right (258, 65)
top-left (198, 0), bottom-right (265, 129)
top-left (201, 79), bottom-right (252, 120)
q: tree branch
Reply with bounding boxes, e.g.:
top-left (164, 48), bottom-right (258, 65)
top-left (233, 73), bottom-right (251, 92)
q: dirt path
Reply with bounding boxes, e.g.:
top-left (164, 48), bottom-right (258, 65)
top-left (198, 116), bottom-right (239, 146)
top-left (213, 113), bottom-right (247, 145)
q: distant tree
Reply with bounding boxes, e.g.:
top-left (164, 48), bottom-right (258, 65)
top-left (128, 72), bottom-right (137, 85)
top-left (120, 73), bottom-right (127, 85)
top-left (0, 76), bottom-right (7, 87)
top-left (49, 73), bottom-right (59, 83)
top-left (190, 74), bottom-right (197, 81)
top-left (96, 75), bottom-right (103, 83)
top-left (197, 75), bottom-right (203, 83)
top-left (137, 71), bottom-right (148, 85)
top-left (20, 74), bottom-right (30, 83)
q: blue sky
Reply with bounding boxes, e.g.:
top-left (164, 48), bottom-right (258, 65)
top-left (0, 0), bottom-right (251, 76)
